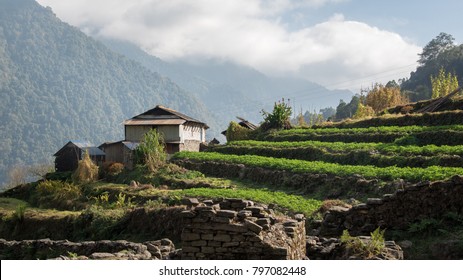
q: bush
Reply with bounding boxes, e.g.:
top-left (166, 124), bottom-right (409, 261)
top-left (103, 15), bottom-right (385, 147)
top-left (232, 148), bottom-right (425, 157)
top-left (135, 129), bottom-right (167, 172)
top-left (225, 121), bottom-right (252, 142)
top-left (36, 180), bottom-right (82, 209)
top-left (100, 161), bottom-right (124, 178)
top-left (261, 98), bottom-right (292, 131)
top-left (340, 227), bottom-right (385, 258)
top-left (72, 151), bottom-right (98, 184)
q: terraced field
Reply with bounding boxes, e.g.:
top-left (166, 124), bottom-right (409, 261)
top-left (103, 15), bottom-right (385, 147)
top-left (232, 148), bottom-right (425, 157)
top-left (174, 113), bottom-right (463, 199)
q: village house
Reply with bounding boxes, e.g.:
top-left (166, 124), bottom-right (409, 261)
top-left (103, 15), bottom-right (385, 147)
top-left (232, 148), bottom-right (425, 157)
top-left (54, 105), bottom-right (208, 171)
top-left (53, 141), bottom-right (105, 172)
top-left (100, 105), bottom-right (208, 168)
top-left (123, 105), bottom-right (208, 153)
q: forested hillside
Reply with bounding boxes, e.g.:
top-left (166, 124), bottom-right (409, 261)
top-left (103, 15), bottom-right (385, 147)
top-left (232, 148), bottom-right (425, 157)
top-left (401, 33), bottom-right (463, 101)
top-left (0, 0), bottom-right (217, 186)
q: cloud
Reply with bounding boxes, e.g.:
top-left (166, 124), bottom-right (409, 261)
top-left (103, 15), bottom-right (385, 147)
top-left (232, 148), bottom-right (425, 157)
top-left (37, 0), bottom-right (419, 91)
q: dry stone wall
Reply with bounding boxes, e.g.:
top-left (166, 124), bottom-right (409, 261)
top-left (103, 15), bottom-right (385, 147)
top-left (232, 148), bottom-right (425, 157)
top-left (180, 198), bottom-right (306, 260)
top-left (320, 175), bottom-right (463, 236)
top-left (0, 238), bottom-right (176, 260)
top-left (173, 159), bottom-right (399, 198)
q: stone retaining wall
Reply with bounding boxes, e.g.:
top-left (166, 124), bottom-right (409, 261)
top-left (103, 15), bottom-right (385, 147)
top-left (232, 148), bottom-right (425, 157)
top-left (320, 176), bottom-right (463, 236)
top-left (0, 238), bottom-right (176, 260)
top-left (180, 198), bottom-right (306, 260)
top-left (173, 159), bottom-right (400, 198)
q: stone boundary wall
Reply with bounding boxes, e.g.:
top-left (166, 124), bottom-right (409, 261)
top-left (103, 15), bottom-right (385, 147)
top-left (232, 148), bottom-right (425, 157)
top-left (0, 238), bottom-right (176, 260)
top-left (320, 175), bottom-right (463, 236)
top-left (173, 159), bottom-right (400, 198)
top-left (180, 198), bottom-right (306, 260)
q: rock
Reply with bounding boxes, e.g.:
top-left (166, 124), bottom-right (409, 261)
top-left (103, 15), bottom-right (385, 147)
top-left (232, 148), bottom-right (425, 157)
top-left (398, 240), bottom-right (413, 249)
top-left (89, 252), bottom-right (116, 260)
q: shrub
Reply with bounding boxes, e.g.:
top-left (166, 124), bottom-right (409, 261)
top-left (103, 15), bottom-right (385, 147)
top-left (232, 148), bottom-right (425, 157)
top-left (72, 150), bottom-right (98, 184)
top-left (226, 121), bottom-right (252, 142)
top-left (353, 103), bottom-right (375, 119)
top-left (135, 129), bottom-right (167, 172)
top-left (261, 98), bottom-right (292, 131)
top-left (340, 227), bottom-right (385, 258)
top-left (36, 180), bottom-right (82, 209)
top-left (101, 161), bottom-right (124, 178)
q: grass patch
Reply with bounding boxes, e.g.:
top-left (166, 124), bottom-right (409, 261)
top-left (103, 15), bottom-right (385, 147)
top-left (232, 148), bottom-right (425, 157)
top-left (174, 151), bottom-right (463, 182)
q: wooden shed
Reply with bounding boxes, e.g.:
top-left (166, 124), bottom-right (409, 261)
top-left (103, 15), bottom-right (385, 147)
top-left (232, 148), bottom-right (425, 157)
top-left (98, 141), bottom-right (139, 170)
top-left (53, 141), bottom-right (105, 172)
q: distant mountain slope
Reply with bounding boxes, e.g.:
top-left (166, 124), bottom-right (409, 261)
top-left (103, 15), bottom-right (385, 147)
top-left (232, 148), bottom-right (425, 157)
top-left (101, 39), bottom-right (353, 125)
top-left (0, 0), bottom-right (218, 185)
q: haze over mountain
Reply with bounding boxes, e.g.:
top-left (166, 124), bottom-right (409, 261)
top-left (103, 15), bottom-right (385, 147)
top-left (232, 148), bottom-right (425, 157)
top-left (0, 0), bottom-right (219, 186)
top-left (101, 38), bottom-right (353, 124)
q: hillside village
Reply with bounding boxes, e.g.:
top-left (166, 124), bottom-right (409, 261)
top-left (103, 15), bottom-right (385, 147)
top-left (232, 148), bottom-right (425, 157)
top-left (53, 105), bottom-right (210, 172)
top-left (2, 92), bottom-right (463, 260)
top-left (3, 0), bottom-right (463, 263)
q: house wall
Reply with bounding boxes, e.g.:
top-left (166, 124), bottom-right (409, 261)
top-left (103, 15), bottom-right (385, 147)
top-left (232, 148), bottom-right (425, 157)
top-left (125, 125), bottom-right (181, 142)
top-left (102, 144), bottom-right (124, 163)
top-left (157, 126), bottom-right (181, 142)
top-left (125, 126), bottom-right (152, 142)
top-left (55, 148), bottom-right (79, 172)
top-left (182, 124), bottom-right (205, 142)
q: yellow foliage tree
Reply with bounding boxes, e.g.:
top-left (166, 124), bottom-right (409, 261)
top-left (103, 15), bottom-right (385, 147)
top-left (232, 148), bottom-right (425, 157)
top-left (365, 83), bottom-right (408, 113)
top-left (353, 103), bottom-right (375, 119)
top-left (431, 68), bottom-right (459, 98)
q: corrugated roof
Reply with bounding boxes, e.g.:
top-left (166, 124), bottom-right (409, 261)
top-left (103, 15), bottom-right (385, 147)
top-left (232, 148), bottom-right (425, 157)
top-left (83, 147), bottom-right (106, 156)
top-left (122, 141), bottom-right (140, 150)
top-left (126, 105), bottom-right (209, 129)
top-left (54, 141), bottom-right (105, 157)
top-left (123, 119), bottom-right (186, 126)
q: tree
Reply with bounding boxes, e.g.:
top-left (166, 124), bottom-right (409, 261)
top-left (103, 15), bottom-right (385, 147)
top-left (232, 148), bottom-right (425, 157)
top-left (365, 83), bottom-right (408, 113)
top-left (430, 67), bottom-right (459, 98)
top-left (418, 32), bottom-right (455, 65)
top-left (353, 103), bottom-right (375, 119)
top-left (320, 107), bottom-right (336, 120)
top-left (261, 98), bottom-right (292, 130)
top-left (335, 95), bottom-right (360, 121)
top-left (135, 129), bottom-right (167, 172)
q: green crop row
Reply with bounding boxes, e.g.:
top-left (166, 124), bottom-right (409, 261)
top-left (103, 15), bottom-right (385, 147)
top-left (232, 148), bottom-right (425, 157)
top-left (210, 145), bottom-right (463, 168)
top-left (263, 129), bottom-right (463, 145)
top-left (275, 125), bottom-right (463, 136)
top-left (226, 140), bottom-right (463, 157)
top-left (313, 110), bottom-right (463, 129)
top-left (173, 151), bottom-right (463, 182)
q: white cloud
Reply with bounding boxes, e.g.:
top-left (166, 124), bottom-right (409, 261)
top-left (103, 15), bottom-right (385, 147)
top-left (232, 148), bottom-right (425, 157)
top-left (37, 0), bottom-right (419, 91)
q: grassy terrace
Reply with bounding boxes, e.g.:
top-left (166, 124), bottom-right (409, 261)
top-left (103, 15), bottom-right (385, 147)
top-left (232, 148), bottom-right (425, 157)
top-left (273, 125), bottom-right (463, 135)
top-left (226, 140), bottom-right (463, 157)
top-left (173, 151), bottom-right (463, 182)
top-left (261, 125), bottom-right (463, 145)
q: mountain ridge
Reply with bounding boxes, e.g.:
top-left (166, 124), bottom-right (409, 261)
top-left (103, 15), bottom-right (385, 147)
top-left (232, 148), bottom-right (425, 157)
top-left (0, 0), bottom-right (218, 186)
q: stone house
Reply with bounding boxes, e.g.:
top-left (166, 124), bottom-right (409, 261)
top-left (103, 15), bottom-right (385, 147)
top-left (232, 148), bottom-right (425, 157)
top-left (123, 105), bottom-right (208, 154)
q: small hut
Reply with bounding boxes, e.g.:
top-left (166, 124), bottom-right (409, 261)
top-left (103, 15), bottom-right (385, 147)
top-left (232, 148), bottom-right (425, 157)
top-left (53, 141), bottom-right (105, 172)
top-left (98, 141), bottom-right (139, 170)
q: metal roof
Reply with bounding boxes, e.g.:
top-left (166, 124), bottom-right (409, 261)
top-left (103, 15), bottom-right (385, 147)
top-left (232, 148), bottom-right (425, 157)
top-left (125, 105), bottom-right (209, 129)
top-left (123, 119), bottom-right (186, 126)
top-left (83, 147), bottom-right (106, 156)
top-left (122, 141), bottom-right (140, 150)
top-left (54, 141), bottom-right (105, 157)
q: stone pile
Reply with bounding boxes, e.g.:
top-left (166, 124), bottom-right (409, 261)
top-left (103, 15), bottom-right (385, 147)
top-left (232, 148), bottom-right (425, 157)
top-left (180, 198), bottom-right (306, 260)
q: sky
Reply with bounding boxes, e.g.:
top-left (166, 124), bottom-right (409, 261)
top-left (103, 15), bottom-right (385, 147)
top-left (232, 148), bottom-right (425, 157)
top-left (36, 0), bottom-right (463, 92)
